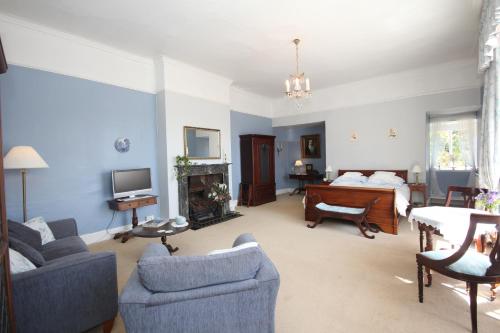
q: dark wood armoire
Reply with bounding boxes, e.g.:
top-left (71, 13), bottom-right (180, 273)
top-left (239, 134), bottom-right (276, 206)
top-left (0, 36), bottom-right (15, 332)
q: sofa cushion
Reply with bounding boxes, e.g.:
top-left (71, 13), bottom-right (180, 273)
top-left (9, 248), bottom-right (36, 274)
top-left (41, 236), bottom-right (89, 261)
top-left (9, 236), bottom-right (45, 267)
top-left (25, 217), bottom-right (56, 245)
top-left (138, 246), bottom-right (262, 292)
top-left (8, 220), bottom-right (42, 251)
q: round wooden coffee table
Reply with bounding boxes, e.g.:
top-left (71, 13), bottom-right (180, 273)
top-left (131, 219), bottom-right (190, 253)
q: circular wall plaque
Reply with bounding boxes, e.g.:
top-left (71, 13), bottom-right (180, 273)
top-left (114, 137), bottom-right (130, 153)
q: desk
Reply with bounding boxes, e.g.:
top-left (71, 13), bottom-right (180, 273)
top-left (108, 195), bottom-right (158, 243)
top-left (289, 173), bottom-right (324, 195)
top-left (408, 206), bottom-right (495, 286)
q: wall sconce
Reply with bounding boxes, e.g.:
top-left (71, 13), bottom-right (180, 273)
top-left (388, 128), bottom-right (397, 138)
top-left (350, 132), bottom-right (358, 141)
top-left (276, 142), bottom-right (284, 156)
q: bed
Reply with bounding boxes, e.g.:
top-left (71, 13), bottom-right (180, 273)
top-left (304, 169), bottom-right (410, 235)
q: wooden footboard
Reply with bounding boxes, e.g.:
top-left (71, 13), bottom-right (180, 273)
top-left (305, 184), bottom-right (399, 235)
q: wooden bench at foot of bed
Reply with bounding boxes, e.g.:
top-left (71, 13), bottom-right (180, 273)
top-left (304, 184), bottom-right (399, 235)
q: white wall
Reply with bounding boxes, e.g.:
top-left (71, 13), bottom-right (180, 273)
top-left (273, 88), bottom-right (481, 182)
top-left (0, 14), bottom-right (156, 93)
top-left (272, 59), bottom-right (482, 118)
top-left (229, 86), bottom-right (273, 117)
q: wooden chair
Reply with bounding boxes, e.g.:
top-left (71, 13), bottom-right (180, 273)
top-left (306, 193), bottom-right (379, 239)
top-left (444, 186), bottom-right (488, 208)
top-left (416, 214), bottom-right (500, 333)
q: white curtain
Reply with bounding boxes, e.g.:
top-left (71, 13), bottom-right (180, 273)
top-left (478, 0), bottom-right (500, 190)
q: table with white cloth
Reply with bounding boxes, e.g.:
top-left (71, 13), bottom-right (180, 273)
top-left (408, 206), bottom-right (496, 286)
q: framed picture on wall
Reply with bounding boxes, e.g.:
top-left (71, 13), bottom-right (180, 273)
top-left (301, 134), bottom-right (321, 159)
top-left (305, 164), bottom-right (313, 173)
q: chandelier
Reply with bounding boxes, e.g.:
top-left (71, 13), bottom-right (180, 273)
top-left (285, 38), bottom-right (311, 99)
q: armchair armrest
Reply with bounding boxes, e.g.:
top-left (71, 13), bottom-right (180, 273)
top-left (47, 218), bottom-right (78, 238)
top-left (12, 251), bottom-right (118, 333)
top-left (233, 233), bottom-right (257, 247)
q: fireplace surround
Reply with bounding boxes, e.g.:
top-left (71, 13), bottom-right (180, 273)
top-left (177, 163), bottom-right (235, 229)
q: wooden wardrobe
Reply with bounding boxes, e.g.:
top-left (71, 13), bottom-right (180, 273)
top-left (239, 135), bottom-right (276, 206)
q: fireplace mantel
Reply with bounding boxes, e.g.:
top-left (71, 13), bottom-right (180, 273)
top-left (177, 163), bottom-right (231, 227)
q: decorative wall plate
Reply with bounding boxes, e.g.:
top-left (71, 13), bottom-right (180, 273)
top-left (114, 137), bottom-right (130, 153)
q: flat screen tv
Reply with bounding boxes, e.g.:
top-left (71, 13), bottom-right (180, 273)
top-left (112, 168), bottom-right (152, 198)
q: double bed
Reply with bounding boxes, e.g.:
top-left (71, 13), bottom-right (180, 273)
top-left (304, 170), bottom-right (411, 235)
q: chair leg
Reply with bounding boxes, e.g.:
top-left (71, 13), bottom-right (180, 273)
top-left (102, 318), bottom-right (115, 333)
top-left (363, 217), bottom-right (379, 233)
top-left (469, 282), bottom-right (478, 333)
top-left (417, 261), bottom-right (424, 303)
top-left (490, 283), bottom-right (497, 302)
top-left (356, 220), bottom-right (375, 239)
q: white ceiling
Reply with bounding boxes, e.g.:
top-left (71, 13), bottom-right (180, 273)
top-left (0, 0), bottom-right (482, 97)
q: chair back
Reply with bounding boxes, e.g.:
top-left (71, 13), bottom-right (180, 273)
top-left (444, 186), bottom-right (477, 208)
top-left (486, 215), bottom-right (500, 276)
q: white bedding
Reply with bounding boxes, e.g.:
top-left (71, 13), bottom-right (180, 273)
top-left (327, 181), bottom-right (410, 216)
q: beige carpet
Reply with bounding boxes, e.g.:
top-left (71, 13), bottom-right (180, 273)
top-left (90, 194), bottom-right (500, 332)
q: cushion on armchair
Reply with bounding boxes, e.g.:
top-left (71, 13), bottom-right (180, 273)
top-left (9, 237), bottom-right (45, 267)
top-left (138, 245), bottom-right (262, 293)
top-left (8, 220), bottom-right (43, 251)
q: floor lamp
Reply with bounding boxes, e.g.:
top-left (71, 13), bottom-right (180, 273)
top-left (3, 146), bottom-right (49, 222)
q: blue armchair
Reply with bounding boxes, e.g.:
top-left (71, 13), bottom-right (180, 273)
top-left (119, 233), bottom-right (280, 333)
top-left (8, 218), bottom-right (118, 333)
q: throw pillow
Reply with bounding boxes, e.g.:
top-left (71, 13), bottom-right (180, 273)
top-left (9, 248), bottom-right (36, 274)
top-left (8, 220), bottom-right (43, 251)
top-left (207, 241), bottom-right (259, 255)
top-left (25, 217), bottom-right (55, 245)
top-left (9, 237), bottom-right (45, 267)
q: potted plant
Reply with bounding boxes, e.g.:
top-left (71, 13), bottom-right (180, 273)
top-left (174, 155), bottom-right (192, 180)
top-left (208, 182), bottom-right (231, 218)
top-left (475, 190), bottom-right (500, 214)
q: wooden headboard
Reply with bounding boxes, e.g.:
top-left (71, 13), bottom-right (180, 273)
top-left (338, 169), bottom-right (408, 183)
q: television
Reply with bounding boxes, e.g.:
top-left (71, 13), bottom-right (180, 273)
top-left (112, 168), bottom-right (152, 199)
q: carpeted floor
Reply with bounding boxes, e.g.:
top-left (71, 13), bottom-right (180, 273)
top-left (89, 194), bottom-right (500, 332)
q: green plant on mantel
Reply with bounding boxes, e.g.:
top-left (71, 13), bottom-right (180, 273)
top-left (175, 155), bottom-right (192, 180)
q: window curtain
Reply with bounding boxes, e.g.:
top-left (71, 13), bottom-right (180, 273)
top-left (478, 0), bottom-right (500, 190)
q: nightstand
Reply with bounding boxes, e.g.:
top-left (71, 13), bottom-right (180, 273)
top-left (408, 183), bottom-right (428, 208)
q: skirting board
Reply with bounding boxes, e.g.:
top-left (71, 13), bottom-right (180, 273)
top-left (276, 188), bottom-right (293, 195)
top-left (80, 219), bottom-right (150, 245)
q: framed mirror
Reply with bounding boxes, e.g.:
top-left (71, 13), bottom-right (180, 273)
top-left (184, 126), bottom-right (221, 159)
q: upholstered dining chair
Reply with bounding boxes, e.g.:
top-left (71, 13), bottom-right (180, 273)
top-left (444, 186), bottom-right (488, 208)
top-left (416, 213), bottom-right (500, 333)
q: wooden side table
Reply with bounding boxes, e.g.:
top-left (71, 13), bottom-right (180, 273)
top-left (408, 183), bottom-right (428, 208)
top-left (289, 173), bottom-right (324, 195)
top-left (108, 195), bottom-right (158, 243)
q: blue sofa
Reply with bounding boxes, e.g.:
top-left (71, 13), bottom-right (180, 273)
top-left (119, 233), bottom-right (280, 333)
top-left (8, 218), bottom-right (118, 333)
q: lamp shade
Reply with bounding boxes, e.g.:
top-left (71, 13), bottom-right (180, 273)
top-left (295, 160), bottom-right (303, 167)
top-left (4, 146), bottom-right (49, 169)
top-left (325, 165), bottom-right (333, 172)
top-left (412, 165), bottom-right (422, 173)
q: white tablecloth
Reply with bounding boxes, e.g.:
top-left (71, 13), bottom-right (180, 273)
top-left (408, 206), bottom-right (496, 245)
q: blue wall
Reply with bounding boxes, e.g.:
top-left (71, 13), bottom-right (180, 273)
top-left (229, 111), bottom-right (273, 196)
top-left (273, 123), bottom-right (326, 190)
top-left (1, 65), bottom-right (159, 234)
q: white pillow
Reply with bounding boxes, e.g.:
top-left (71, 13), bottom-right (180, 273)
top-left (9, 248), bottom-right (36, 274)
top-left (207, 242), bottom-right (259, 255)
top-left (374, 171), bottom-right (396, 177)
top-left (342, 172), bottom-right (363, 177)
top-left (25, 216), bottom-right (55, 245)
top-left (334, 174), bottom-right (368, 183)
top-left (368, 174), bottom-right (404, 187)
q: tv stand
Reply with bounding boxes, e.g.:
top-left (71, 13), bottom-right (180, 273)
top-left (107, 195), bottom-right (158, 243)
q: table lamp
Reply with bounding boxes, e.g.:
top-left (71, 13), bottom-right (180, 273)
top-left (4, 146), bottom-right (49, 222)
top-left (412, 164), bottom-right (422, 184)
top-left (294, 160), bottom-right (303, 174)
top-left (325, 165), bottom-right (333, 180)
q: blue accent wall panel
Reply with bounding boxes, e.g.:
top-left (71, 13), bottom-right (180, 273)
top-left (0, 65), bottom-right (159, 234)
top-left (273, 123), bottom-right (326, 190)
top-left (230, 111), bottom-right (272, 195)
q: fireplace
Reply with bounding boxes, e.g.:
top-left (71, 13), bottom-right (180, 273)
top-left (177, 163), bottom-right (238, 229)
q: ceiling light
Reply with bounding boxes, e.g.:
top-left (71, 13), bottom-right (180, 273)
top-left (284, 38), bottom-right (311, 101)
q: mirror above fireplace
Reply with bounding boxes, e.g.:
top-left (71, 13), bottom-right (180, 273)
top-left (184, 126), bottom-right (221, 159)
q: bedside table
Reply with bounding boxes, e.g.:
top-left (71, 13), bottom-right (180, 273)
top-left (408, 183), bottom-right (428, 208)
